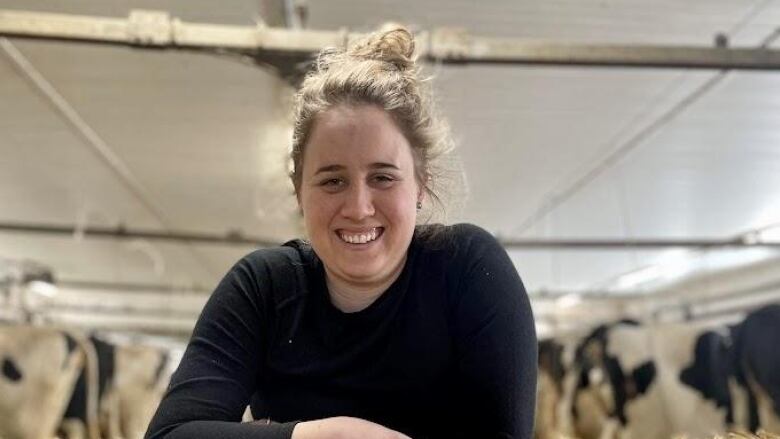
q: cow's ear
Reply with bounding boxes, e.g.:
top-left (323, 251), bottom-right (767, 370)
top-left (631, 361), bottom-right (656, 395)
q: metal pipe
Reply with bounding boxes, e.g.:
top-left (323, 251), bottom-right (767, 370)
top-left (0, 221), bottom-right (278, 247)
top-left (3, 220), bottom-right (779, 250)
top-left (499, 237), bottom-right (780, 250)
top-left (4, 9), bottom-right (780, 71)
top-left (58, 279), bottom-right (211, 294)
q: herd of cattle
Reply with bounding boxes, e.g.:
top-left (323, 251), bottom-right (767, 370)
top-left (0, 324), bottom-right (171, 439)
top-left (2, 305), bottom-right (778, 439)
top-left (534, 304), bottom-right (780, 439)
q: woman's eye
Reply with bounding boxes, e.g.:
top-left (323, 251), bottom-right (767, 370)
top-left (319, 178), bottom-right (344, 188)
top-left (372, 175), bottom-right (396, 184)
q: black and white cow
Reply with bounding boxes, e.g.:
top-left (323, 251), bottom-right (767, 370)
top-left (111, 343), bottom-right (170, 439)
top-left (571, 305), bottom-right (780, 439)
top-left (0, 325), bottom-right (85, 439)
top-left (682, 304), bottom-right (780, 434)
top-left (59, 334), bottom-right (116, 439)
top-left (536, 340), bottom-right (566, 439)
top-left (59, 335), bottom-right (172, 439)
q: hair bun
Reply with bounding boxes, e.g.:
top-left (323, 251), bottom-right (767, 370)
top-left (349, 25), bottom-right (415, 71)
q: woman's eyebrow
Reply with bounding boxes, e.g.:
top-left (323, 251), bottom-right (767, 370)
top-left (369, 162), bottom-right (400, 170)
top-left (313, 164), bottom-right (344, 175)
top-left (314, 162), bottom-right (400, 175)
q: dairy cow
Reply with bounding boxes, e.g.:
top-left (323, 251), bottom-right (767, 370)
top-left (59, 335), bottom-right (116, 439)
top-left (0, 325), bottom-right (85, 439)
top-left (535, 340), bottom-right (566, 439)
top-left (112, 343), bottom-right (170, 439)
top-left (60, 336), bottom-right (172, 439)
top-left (682, 304), bottom-right (780, 434)
top-left (571, 305), bottom-right (780, 439)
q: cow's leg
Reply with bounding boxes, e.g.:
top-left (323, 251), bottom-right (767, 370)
top-left (599, 418), bottom-right (621, 439)
top-left (99, 388), bottom-right (122, 439)
top-left (729, 376), bottom-right (752, 431)
top-left (750, 377), bottom-right (780, 433)
top-left (59, 418), bottom-right (87, 439)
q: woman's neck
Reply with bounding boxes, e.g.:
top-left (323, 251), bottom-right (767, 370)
top-left (324, 256), bottom-right (406, 313)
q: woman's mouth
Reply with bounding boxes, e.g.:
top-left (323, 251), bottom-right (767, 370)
top-left (337, 227), bottom-right (384, 244)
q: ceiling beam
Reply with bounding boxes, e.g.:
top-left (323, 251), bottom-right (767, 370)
top-left (500, 237), bottom-right (780, 250)
top-left (3, 8), bottom-right (780, 84)
top-left (0, 220), bottom-right (277, 247)
top-left (2, 220), bottom-right (779, 250)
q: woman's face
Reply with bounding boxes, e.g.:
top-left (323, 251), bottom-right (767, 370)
top-left (298, 104), bottom-right (421, 290)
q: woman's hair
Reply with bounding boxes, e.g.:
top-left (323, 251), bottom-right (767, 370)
top-left (289, 25), bottom-right (454, 212)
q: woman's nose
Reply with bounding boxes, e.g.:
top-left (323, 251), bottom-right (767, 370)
top-left (341, 183), bottom-right (375, 220)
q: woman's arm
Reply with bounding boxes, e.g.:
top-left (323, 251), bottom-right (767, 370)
top-left (292, 417), bottom-right (411, 439)
top-left (145, 253), bottom-right (297, 439)
top-left (145, 251), bottom-right (413, 439)
top-left (450, 224), bottom-right (538, 439)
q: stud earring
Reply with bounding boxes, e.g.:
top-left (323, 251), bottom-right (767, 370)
top-left (416, 200), bottom-right (422, 210)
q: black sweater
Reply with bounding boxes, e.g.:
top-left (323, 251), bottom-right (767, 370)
top-left (145, 223), bottom-right (537, 439)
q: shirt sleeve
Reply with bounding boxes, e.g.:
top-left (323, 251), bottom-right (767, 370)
top-left (450, 224), bottom-right (537, 439)
top-left (144, 253), bottom-right (300, 439)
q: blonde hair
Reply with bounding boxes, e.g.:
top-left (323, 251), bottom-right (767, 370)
top-left (289, 25), bottom-right (453, 211)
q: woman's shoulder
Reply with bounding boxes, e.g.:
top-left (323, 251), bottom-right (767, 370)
top-left (223, 240), bottom-right (317, 305)
top-left (239, 239), bottom-right (315, 267)
top-left (415, 222), bottom-right (502, 255)
top-left (227, 240), bottom-right (317, 289)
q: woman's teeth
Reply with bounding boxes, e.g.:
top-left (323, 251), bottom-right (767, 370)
top-left (339, 228), bottom-right (380, 244)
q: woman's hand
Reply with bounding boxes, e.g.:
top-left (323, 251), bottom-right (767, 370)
top-left (291, 416), bottom-right (412, 439)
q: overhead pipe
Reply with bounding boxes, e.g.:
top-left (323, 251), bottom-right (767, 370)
top-left (3, 9), bottom-right (780, 75)
top-left (2, 220), bottom-right (779, 250)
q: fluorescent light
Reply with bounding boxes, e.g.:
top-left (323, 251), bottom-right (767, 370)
top-left (758, 225), bottom-right (780, 243)
top-left (555, 293), bottom-right (582, 308)
top-left (615, 265), bottom-right (661, 289)
top-left (27, 280), bottom-right (58, 298)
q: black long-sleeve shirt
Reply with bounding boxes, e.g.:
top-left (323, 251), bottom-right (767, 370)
top-left (146, 223), bottom-right (537, 439)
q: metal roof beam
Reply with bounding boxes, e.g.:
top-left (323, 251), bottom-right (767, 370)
top-left (2, 220), bottom-right (779, 249)
top-left (3, 9), bottom-right (780, 72)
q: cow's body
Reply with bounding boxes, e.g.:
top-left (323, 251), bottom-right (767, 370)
top-left (60, 334), bottom-right (115, 439)
top-left (0, 325), bottom-right (84, 439)
top-left (536, 340), bottom-right (565, 439)
top-left (112, 344), bottom-right (170, 439)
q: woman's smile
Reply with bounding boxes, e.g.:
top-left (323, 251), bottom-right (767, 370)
top-left (336, 227), bottom-right (385, 245)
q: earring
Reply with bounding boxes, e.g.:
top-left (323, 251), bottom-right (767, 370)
top-left (416, 200), bottom-right (422, 210)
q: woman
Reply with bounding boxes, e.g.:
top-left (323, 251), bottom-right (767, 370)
top-left (145, 26), bottom-right (536, 439)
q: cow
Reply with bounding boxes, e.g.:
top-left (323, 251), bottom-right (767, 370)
top-left (536, 340), bottom-right (564, 439)
top-left (59, 334), bottom-right (115, 439)
top-left (682, 304), bottom-right (780, 434)
top-left (110, 343), bottom-right (170, 439)
top-left (570, 305), bottom-right (780, 439)
top-left (59, 335), bottom-right (172, 439)
top-left (0, 325), bottom-right (85, 439)
top-left (536, 339), bottom-right (581, 439)
top-left (0, 324), bottom-right (172, 439)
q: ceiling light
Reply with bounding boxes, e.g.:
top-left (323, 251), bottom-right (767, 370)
top-left (615, 265), bottom-right (661, 289)
top-left (555, 293), bottom-right (582, 309)
top-left (27, 280), bottom-right (58, 298)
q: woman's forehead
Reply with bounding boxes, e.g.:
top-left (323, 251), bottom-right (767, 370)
top-left (304, 105), bottom-right (413, 169)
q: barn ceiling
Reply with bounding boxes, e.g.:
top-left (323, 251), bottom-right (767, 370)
top-left (2, 0), bottom-right (780, 337)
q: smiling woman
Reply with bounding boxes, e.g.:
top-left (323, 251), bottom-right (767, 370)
top-left (145, 25), bottom-right (537, 439)
top-left (299, 105), bottom-right (420, 313)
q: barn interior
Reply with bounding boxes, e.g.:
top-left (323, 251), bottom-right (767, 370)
top-left (1, 1), bottom-right (780, 438)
